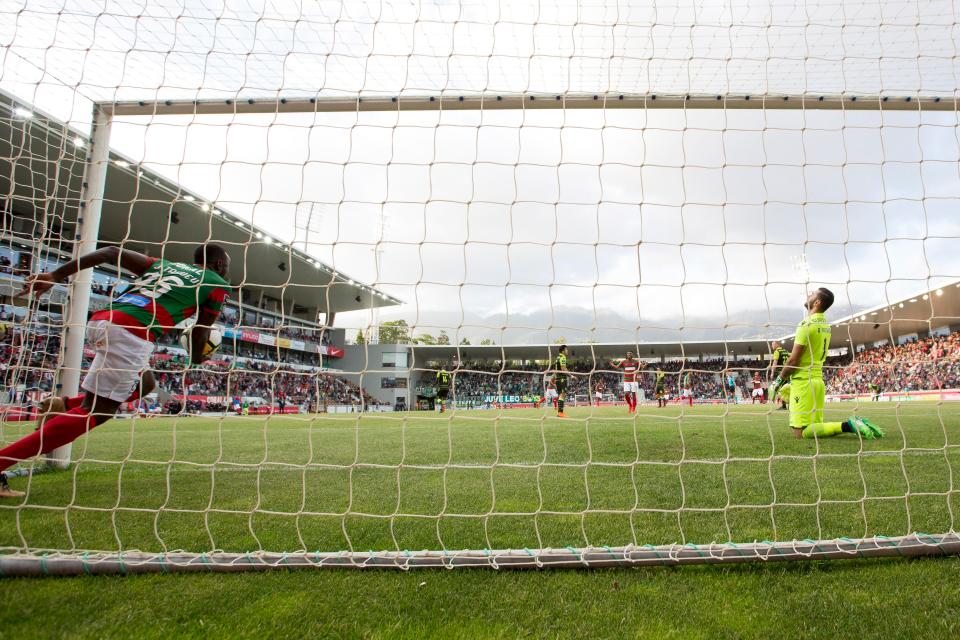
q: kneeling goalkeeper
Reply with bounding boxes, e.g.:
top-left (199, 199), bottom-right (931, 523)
top-left (767, 287), bottom-right (883, 440)
top-left (0, 244), bottom-right (231, 497)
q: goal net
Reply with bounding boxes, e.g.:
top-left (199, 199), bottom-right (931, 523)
top-left (0, 0), bottom-right (958, 574)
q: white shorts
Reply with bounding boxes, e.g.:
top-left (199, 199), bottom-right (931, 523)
top-left (594, 392), bottom-right (602, 399)
top-left (546, 389), bottom-right (558, 400)
top-left (622, 381), bottom-right (638, 393)
top-left (681, 388), bottom-right (692, 397)
top-left (81, 320), bottom-right (154, 402)
top-left (752, 388), bottom-right (765, 397)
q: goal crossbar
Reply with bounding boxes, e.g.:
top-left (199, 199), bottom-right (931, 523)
top-left (101, 93), bottom-right (960, 117)
top-left (1, 534), bottom-right (956, 576)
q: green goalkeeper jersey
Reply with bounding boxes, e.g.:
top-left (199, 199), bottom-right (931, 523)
top-left (793, 312), bottom-right (830, 381)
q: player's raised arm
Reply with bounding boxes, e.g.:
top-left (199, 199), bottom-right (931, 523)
top-left (18, 246), bottom-right (154, 297)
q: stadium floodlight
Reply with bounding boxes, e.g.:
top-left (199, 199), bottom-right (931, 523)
top-left (1, 0), bottom-right (959, 577)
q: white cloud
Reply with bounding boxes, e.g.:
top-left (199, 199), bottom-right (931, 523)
top-left (2, 0), bottom-right (959, 342)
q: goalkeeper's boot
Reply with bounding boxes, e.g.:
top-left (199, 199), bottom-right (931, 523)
top-left (0, 473), bottom-right (24, 498)
top-left (850, 416), bottom-right (884, 439)
top-left (846, 416), bottom-right (879, 440)
top-left (557, 412), bottom-right (566, 418)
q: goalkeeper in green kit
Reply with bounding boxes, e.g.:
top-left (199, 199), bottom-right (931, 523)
top-left (767, 288), bottom-right (883, 440)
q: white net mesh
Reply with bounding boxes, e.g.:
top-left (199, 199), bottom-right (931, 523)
top-left (0, 0), bottom-right (959, 572)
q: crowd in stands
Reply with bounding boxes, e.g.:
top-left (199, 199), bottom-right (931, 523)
top-left (150, 354), bottom-right (374, 410)
top-left (824, 331), bottom-right (960, 395)
top-left (0, 328), bottom-right (371, 412)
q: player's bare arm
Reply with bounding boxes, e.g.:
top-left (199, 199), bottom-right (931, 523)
top-left (190, 306), bottom-right (222, 365)
top-left (19, 246), bottom-right (153, 297)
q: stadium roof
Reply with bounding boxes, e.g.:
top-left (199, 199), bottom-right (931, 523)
top-left (0, 90), bottom-right (400, 322)
top-left (826, 279), bottom-right (960, 349)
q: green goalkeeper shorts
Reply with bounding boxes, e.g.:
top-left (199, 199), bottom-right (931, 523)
top-left (789, 377), bottom-right (824, 429)
top-left (778, 382), bottom-right (791, 403)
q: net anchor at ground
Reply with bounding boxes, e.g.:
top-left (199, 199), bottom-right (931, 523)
top-left (1, 533), bottom-right (957, 576)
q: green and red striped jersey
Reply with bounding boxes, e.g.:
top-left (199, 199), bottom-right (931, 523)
top-left (91, 258), bottom-right (230, 341)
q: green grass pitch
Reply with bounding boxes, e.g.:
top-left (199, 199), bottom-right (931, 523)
top-left (1, 402), bottom-right (958, 638)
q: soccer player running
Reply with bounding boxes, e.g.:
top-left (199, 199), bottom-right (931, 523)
top-left (768, 288), bottom-right (883, 440)
top-left (0, 244), bottom-right (231, 497)
top-left (770, 340), bottom-right (790, 410)
top-left (551, 345), bottom-right (569, 418)
top-left (435, 362), bottom-right (452, 413)
top-left (654, 370), bottom-right (667, 408)
top-left (610, 351), bottom-right (642, 413)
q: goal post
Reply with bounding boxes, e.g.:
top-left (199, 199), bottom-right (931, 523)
top-left (46, 107), bottom-right (114, 469)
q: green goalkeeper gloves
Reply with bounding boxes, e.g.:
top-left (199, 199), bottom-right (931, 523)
top-left (768, 377), bottom-right (784, 402)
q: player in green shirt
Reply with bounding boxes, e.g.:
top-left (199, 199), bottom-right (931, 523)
top-left (552, 345), bottom-right (569, 418)
top-left (435, 364), bottom-right (452, 413)
top-left (654, 370), bottom-right (666, 408)
top-left (868, 382), bottom-right (882, 401)
top-left (770, 340), bottom-right (791, 410)
top-left (0, 244), bottom-right (231, 497)
top-left (768, 288), bottom-right (883, 440)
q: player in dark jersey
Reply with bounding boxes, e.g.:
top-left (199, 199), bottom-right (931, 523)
top-left (0, 244), bottom-right (231, 497)
top-left (435, 363), bottom-right (452, 413)
top-left (552, 345), bottom-right (569, 418)
top-left (770, 341), bottom-right (790, 409)
top-left (654, 370), bottom-right (666, 408)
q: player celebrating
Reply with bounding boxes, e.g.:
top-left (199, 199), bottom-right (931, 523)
top-left (768, 288), bottom-right (883, 440)
top-left (751, 372), bottom-right (765, 404)
top-left (0, 244), bottom-right (231, 498)
top-left (435, 363), bottom-right (452, 413)
top-left (770, 341), bottom-right (790, 410)
top-left (551, 345), bottom-right (569, 418)
top-left (654, 370), bottom-right (666, 408)
top-left (610, 351), bottom-right (642, 413)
